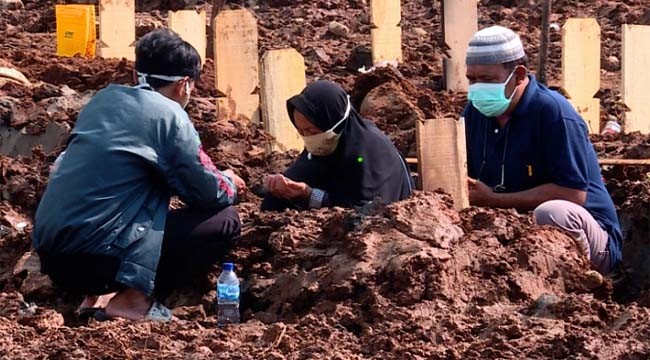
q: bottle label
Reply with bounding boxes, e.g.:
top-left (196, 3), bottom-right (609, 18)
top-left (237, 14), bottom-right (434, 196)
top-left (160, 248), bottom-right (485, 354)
top-left (217, 283), bottom-right (240, 302)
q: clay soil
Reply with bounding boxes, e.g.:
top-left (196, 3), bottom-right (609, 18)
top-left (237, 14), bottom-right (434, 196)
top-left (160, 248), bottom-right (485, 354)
top-left (1, 0), bottom-right (650, 358)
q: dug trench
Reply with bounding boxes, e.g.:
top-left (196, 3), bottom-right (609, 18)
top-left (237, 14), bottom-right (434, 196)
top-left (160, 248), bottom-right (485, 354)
top-left (1, 0), bottom-right (650, 358)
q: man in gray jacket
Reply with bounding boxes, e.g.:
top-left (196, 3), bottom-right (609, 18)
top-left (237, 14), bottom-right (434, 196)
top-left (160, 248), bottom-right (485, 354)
top-left (33, 29), bottom-right (245, 322)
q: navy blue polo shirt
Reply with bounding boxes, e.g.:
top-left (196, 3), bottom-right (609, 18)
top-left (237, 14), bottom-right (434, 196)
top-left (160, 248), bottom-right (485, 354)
top-left (463, 75), bottom-right (622, 267)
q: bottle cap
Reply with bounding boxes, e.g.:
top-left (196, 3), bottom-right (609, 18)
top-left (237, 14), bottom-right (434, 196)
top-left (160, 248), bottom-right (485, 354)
top-left (222, 263), bottom-right (234, 271)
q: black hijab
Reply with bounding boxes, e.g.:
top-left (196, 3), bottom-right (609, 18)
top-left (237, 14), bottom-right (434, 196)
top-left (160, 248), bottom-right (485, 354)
top-left (261, 80), bottom-right (413, 210)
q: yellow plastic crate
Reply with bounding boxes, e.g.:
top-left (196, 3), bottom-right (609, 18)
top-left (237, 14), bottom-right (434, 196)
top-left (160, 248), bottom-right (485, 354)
top-left (55, 5), bottom-right (96, 58)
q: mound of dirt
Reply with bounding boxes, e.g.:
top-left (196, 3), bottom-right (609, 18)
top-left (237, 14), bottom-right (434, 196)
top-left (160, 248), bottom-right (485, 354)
top-left (3, 193), bottom-right (650, 358)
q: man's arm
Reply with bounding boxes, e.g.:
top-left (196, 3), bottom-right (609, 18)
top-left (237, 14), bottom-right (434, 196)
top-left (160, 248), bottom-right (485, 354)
top-left (469, 178), bottom-right (586, 211)
top-left (162, 116), bottom-right (238, 210)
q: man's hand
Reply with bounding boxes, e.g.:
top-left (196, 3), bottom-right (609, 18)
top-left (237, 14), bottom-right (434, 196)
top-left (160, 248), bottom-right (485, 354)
top-left (264, 174), bottom-right (312, 200)
top-left (222, 169), bottom-right (247, 192)
top-left (468, 178), bottom-right (495, 207)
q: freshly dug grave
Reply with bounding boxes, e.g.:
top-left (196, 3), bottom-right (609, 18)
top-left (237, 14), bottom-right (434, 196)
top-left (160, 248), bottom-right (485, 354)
top-left (3, 193), bottom-right (650, 359)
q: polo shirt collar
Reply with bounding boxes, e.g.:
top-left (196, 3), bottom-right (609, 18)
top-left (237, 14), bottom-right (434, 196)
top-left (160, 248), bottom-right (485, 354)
top-left (512, 75), bottom-right (539, 117)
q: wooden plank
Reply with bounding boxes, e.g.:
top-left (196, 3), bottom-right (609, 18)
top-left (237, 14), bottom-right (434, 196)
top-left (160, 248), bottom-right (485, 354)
top-left (98, 0), bottom-right (135, 60)
top-left (562, 18), bottom-right (601, 133)
top-left (370, 0), bottom-right (402, 64)
top-left (168, 10), bottom-right (207, 65)
top-left (213, 9), bottom-right (260, 123)
top-left (416, 118), bottom-right (469, 211)
top-left (622, 24), bottom-right (650, 134)
top-left (442, 0), bottom-right (477, 92)
top-left (260, 49), bottom-right (306, 153)
top-left (406, 157), bottom-right (650, 167)
top-left (599, 159), bottom-right (650, 166)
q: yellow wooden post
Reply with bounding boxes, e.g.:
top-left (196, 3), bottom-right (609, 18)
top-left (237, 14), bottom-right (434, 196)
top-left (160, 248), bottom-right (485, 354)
top-left (168, 10), bottom-right (207, 65)
top-left (562, 18), bottom-right (601, 133)
top-left (442, 0), bottom-right (477, 92)
top-left (260, 49), bottom-right (307, 153)
top-left (370, 0), bottom-right (402, 64)
top-left (98, 0), bottom-right (135, 60)
top-left (416, 118), bottom-right (469, 211)
top-left (213, 9), bottom-right (260, 122)
top-left (622, 24), bottom-right (650, 134)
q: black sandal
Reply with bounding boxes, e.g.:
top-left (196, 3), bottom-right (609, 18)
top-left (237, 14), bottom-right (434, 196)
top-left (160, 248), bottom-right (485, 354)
top-left (75, 307), bottom-right (104, 321)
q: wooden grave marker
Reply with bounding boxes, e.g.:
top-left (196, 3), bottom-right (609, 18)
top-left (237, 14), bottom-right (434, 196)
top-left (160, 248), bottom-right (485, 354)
top-left (416, 118), bottom-right (469, 211)
top-left (442, 0), bottom-right (477, 92)
top-left (213, 9), bottom-right (260, 123)
top-left (98, 0), bottom-right (135, 60)
top-left (562, 18), bottom-right (601, 133)
top-left (370, 0), bottom-right (403, 64)
top-left (260, 49), bottom-right (306, 153)
top-left (169, 10), bottom-right (207, 65)
top-left (622, 24), bottom-right (650, 134)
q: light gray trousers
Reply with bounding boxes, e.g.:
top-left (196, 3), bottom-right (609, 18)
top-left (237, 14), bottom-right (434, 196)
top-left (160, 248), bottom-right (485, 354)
top-left (534, 200), bottom-right (612, 274)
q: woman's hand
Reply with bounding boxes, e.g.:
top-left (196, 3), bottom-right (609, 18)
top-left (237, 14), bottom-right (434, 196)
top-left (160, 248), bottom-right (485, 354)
top-left (264, 174), bottom-right (312, 200)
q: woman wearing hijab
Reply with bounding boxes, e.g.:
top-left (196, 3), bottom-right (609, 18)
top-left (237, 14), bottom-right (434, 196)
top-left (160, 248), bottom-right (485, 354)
top-left (261, 80), bottom-right (413, 211)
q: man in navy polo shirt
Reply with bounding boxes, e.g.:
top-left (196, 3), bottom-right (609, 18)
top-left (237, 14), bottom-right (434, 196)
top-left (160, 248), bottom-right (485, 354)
top-left (462, 25), bottom-right (622, 274)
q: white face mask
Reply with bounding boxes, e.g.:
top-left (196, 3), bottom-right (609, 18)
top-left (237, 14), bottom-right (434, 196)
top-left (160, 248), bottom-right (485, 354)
top-left (302, 95), bottom-right (351, 157)
top-left (136, 72), bottom-right (191, 109)
top-left (182, 81), bottom-right (191, 109)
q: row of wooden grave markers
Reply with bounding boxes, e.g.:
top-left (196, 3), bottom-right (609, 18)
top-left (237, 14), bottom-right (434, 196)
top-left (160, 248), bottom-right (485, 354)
top-left (213, 10), bottom-right (306, 153)
top-left (55, 2), bottom-right (650, 211)
top-left (61, 3), bottom-right (650, 137)
top-left (57, 1), bottom-right (205, 63)
top-left (562, 21), bottom-right (650, 134)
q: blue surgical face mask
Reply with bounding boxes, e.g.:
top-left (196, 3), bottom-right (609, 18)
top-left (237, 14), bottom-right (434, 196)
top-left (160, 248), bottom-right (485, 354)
top-left (468, 70), bottom-right (517, 117)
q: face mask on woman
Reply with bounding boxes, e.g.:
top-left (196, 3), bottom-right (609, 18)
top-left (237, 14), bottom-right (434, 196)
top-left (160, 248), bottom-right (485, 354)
top-left (467, 69), bottom-right (517, 117)
top-left (302, 95), bottom-right (351, 156)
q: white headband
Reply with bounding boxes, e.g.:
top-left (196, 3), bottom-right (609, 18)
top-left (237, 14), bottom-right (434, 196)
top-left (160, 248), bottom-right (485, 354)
top-left (136, 72), bottom-right (187, 85)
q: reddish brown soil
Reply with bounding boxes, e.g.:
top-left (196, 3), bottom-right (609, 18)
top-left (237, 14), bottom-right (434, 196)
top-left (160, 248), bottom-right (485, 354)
top-left (1, 0), bottom-right (650, 358)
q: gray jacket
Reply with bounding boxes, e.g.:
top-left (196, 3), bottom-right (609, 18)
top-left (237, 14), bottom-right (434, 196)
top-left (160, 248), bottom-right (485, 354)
top-left (33, 84), bottom-right (237, 295)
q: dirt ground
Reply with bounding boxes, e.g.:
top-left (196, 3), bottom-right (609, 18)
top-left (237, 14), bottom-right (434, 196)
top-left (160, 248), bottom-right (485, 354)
top-left (1, 0), bottom-right (650, 358)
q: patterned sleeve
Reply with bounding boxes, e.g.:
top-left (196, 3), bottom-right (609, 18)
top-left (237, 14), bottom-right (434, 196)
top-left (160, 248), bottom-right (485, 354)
top-left (162, 115), bottom-right (237, 209)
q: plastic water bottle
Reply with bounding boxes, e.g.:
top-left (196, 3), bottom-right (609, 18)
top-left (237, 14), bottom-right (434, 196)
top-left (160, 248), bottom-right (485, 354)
top-left (217, 262), bottom-right (240, 326)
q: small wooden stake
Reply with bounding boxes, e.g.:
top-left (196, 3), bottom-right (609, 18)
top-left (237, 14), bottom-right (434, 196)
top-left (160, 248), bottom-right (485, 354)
top-left (622, 24), bottom-right (650, 134)
top-left (260, 49), bottom-right (307, 153)
top-left (213, 9), bottom-right (260, 122)
top-left (416, 118), bottom-right (469, 211)
top-left (370, 0), bottom-right (402, 64)
top-left (562, 18), bottom-right (601, 133)
top-left (442, 0), bottom-right (478, 92)
top-left (98, 0), bottom-right (135, 60)
top-left (169, 10), bottom-right (207, 65)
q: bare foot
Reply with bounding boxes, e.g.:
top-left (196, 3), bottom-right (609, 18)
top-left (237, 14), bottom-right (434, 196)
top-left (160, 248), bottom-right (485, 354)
top-left (77, 292), bottom-right (117, 312)
top-left (104, 288), bottom-right (152, 321)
